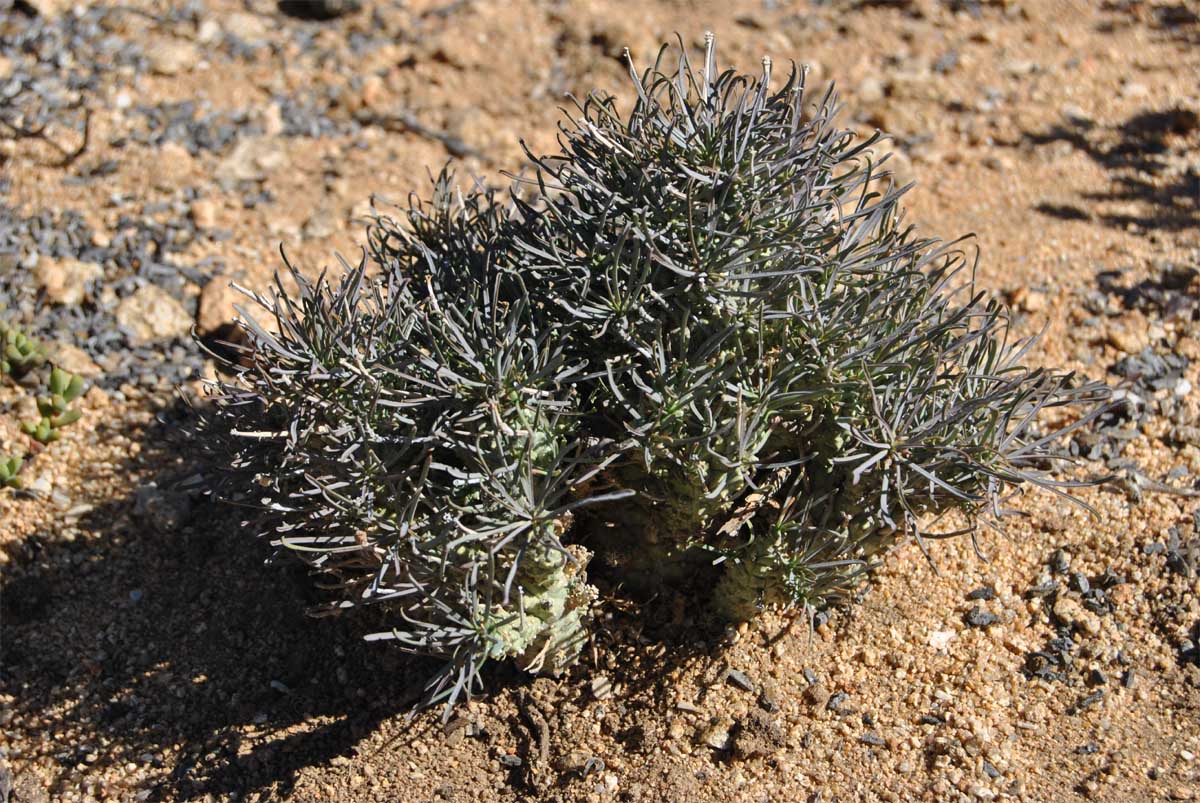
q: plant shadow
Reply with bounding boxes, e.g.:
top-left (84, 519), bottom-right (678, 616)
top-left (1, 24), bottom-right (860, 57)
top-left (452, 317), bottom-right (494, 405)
top-left (1020, 107), bottom-right (1199, 234)
top-left (0, 397), bottom-right (744, 801)
top-left (1099, 1), bottom-right (1200, 46)
top-left (0, 399), bottom-right (442, 801)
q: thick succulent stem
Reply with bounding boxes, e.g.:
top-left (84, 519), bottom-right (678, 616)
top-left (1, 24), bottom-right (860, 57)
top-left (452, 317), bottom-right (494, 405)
top-left (487, 542), bottom-right (596, 675)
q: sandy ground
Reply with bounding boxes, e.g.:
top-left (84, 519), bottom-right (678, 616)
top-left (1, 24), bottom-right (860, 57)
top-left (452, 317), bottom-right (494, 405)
top-left (1, 1), bottom-right (1198, 801)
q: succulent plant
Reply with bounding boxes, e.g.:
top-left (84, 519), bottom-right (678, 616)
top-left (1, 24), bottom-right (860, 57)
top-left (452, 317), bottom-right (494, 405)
top-left (0, 454), bottom-right (22, 489)
top-left (1, 318), bottom-right (45, 378)
top-left (198, 186), bottom-right (633, 706)
top-left (200, 37), bottom-right (1108, 712)
top-left (21, 366), bottom-right (85, 444)
top-left (1, 322), bottom-right (86, 487)
top-left (517, 40), bottom-right (1110, 619)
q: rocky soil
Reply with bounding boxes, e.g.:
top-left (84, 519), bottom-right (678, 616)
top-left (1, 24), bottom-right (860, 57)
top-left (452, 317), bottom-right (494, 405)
top-left (0, 1), bottom-right (1198, 802)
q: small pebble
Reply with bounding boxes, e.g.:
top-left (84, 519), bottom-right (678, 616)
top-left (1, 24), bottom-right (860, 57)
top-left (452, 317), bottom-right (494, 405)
top-left (190, 199), bottom-right (218, 229)
top-left (591, 675), bottom-right (614, 701)
top-left (964, 607), bottom-right (1000, 628)
top-left (1070, 572), bottom-right (1091, 594)
top-left (1051, 549), bottom-right (1071, 574)
top-left (726, 669), bottom-right (755, 693)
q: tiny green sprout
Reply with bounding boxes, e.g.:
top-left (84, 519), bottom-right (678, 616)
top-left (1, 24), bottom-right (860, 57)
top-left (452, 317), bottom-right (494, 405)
top-left (22, 368), bottom-right (85, 445)
top-left (0, 455), bottom-right (22, 488)
top-left (21, 418), bottom-right (60, 444)
top-left (48, 366), bottom-right (85, 404)
top-left (0, 321), bottom-right (45, 377)
top-left (2, 323), bottom-right (92, 492)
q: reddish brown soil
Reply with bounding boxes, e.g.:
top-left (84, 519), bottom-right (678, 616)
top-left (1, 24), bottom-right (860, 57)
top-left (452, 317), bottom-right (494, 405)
top-left (2, 1), bottom-right (1198, 802)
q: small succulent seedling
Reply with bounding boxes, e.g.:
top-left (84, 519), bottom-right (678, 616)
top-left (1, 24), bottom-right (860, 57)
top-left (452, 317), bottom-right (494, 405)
top-left (1, 322), bottom-right (87, 487)
top-left (0, 454), bottom-right (22, 488)
top-left (21, 366), bottom-right (85, 444)
top-left (1, 319), bottom-right (45, 377)
top-left (200, 36), bottom-right (1109, 713)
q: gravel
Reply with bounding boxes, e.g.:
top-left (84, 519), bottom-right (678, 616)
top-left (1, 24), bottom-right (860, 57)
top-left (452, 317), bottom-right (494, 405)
top-left (0, 203), bottom-right (209, 391)
top-left (128, 101), bottom-right (260, 155)
top-left (1063, 264), bottom-right (1199, 485)
top-left (0, 5), bottom-right (148, 147)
